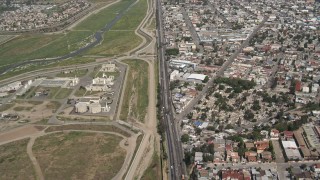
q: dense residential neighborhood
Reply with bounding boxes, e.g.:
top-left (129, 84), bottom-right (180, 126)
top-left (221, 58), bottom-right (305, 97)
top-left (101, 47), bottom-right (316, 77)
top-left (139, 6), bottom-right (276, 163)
top-left (161, 0), bottom-right (320, 179)
top-left (0, 0), bottom-right (90, 32)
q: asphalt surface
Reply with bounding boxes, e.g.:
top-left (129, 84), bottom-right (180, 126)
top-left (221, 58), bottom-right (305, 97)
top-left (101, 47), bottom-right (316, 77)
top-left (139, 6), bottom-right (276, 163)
top-left (156, 0), bottom-right (185, 179)
top-left (180, 7), bottom-right (204, 53)
top-left (0, 0), bottom-right (138, 75)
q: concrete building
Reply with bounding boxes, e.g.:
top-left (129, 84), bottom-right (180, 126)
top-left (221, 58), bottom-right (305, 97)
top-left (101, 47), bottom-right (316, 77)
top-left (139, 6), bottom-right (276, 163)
top-left (75, 102), bottom-right (88, 113)
top-left (88, 103), bottom-right (102, 114)
top-left (281, 140), bottom-right (302, 160)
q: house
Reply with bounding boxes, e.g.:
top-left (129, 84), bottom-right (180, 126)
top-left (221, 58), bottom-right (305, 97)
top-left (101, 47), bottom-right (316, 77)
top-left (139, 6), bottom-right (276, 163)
top-left (245, 151), bottom-right (257, 162)
top-left (255, 141), bottom-right (269, 154)
top-left (245, 142), bottom-right (255, 150)
top-left (293, 172), bottom-right (312, 180)
top-left (195, 152), bottom-right (203, 164)
top-left (314, 164), bottom-right (320, 173)
top-left (198, 169), bottom-right (210, 180)
top-left (221, 169), bottom-right (245, 180)
top-left (261, 151), bottom-right (272, 162)
top-left (227, 151), bottom-right (240, 163)
top-left (270, 129), bottom-right (280, 139)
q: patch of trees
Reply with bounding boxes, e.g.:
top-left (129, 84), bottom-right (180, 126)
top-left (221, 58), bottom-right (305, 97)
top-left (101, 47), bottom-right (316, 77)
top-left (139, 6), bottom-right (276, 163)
top-left (214, 77), bottom-right (255, 93)
top-left (274, 115), bottom-right (310, 132)
top-left (244, 109), bottom-right (254, 120)
top-left (181, 134), bottom-right (190, 143)
top-left (165, 48), bottom-right (179, 56)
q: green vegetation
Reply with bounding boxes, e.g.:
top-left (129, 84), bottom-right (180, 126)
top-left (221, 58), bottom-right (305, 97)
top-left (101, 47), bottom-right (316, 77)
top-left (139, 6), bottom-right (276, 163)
top-left (55, 88), bottom-right (73, 99)
top-left (46, 101), bottom-right (61, 111)
top-left (86, 30), bottom-right (142, 56)
top-left (0, 56), bottom-right (96, 82)
top-left (120, 59), bottom-right (149, 122)
top-left (0, 31), bottom-right (92, 70)
top-left (56, 69), bottom-right (88, 77)
top-left (74, 0), bottom-right (133, 32)
top-left (112, 0), bottom-right (147, 30)
top-left (13, 106), bottom-right (33, 111)
top-left (45, 124), bottom-right (131, 137)
top-left (33, 132), bottom-right (126, 179)
top-left (123, 134), bottom-right (143, 179)
top-left (0, 35), bottom-right (16, 44)
top-left (141, 151), bottom-right (161, 180)
top-left (0, 0), bottom-right (135, 72)
top-left (74, 86), bottom-right (101, 97)
top-left (0, 102), bottom-right (15, 111)
top-left (214, 77), bottom-right (256, 93)
top-left (47, 87), bottom-right (61, 99)
top-left (86, 0), bottom-right (148, 56)
top-left (181, 134), bottom-right (189, 143)
top-left (0, 138), bottom-right (36, 180)
top-left (165, 48), bottom-right (179, 56)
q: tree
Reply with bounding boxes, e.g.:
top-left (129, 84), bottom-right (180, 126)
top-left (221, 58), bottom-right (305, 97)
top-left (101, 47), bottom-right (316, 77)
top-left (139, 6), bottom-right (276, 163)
top-left (202, 76), bottom-right (209, 83)
top-left (181, 134), bottom-right (190, 143)
top-left (244, 110), bottom-right (254, 120)
top-left (165, 48), bottom-right (179, 56)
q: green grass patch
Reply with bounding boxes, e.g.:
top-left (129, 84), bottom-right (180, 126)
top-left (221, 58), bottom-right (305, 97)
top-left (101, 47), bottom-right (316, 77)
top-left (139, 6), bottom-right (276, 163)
top-left (0, 31), bottom-right (92, 73)
top-left (45, 124), bottom-right (131, 137)
top-left (86, 30), bottom-right (142, 56)
top-left (0, 57), bottom-right (96, 81)
top-left (0, 138), bottom-right (36, 180)
top-left (120, 59), bottom-right (148, 122)
top-left (86, 0), bottom-right (148, 56)
top-left (46, 101), bottom-right (61, 112)
top-left (74, 0), bottom-right (133, 32)
top-left (56, 69), bottom-right (88, 77)
top-left (55, 88), bottom-right (73, 99)
top-left (112, 0), bottom-right (148, 30)
top-left (13, 106), bottom-right (33, 111)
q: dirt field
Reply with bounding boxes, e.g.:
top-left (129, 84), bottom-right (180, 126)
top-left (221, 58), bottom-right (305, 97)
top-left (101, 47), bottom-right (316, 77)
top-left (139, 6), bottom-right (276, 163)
top-left (33, 132), bottom-right (126, 180)
top-left (0, 138), bottom-right (36, 180)
top-left (0, 100), bottom-right (58, 132)
top-left (45, 124), bottom-right (131, 137)
top-left (0, 125), bottom-right (44, 143)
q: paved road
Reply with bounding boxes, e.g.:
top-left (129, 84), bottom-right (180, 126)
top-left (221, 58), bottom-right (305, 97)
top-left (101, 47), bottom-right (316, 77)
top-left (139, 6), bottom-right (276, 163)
top-left (181, 7), bottom-right (204, 53)
top-left (208, 2), bottom-right (233, 28)
top-left (156, 1), bottom-right (185, 179)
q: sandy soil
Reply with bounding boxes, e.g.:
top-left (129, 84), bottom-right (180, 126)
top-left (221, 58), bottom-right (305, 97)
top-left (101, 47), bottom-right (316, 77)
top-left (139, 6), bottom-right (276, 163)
top-left (0, 125), bottom-right (44, 144)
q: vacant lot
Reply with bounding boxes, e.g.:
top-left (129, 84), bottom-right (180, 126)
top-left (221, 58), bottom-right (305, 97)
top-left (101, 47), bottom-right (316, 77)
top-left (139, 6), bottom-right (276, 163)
top-left (33, 132), bottom-right (126, 179)
top-left (55, 88), bottom-right (73, 99)
top-left (120, 59), bottom-right (148, 122)
top-left (45, 124), bottom-right (131, 137)
top-left (0, 138), bottom-right (36, 180)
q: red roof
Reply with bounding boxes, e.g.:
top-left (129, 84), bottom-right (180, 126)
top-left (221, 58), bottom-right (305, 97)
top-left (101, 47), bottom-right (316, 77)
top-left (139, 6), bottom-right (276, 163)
top-left (284, 131), bottom-right (294, 137)
top-left (295, 81), bottom-right (301, 91)
top-left (222, 170), bottom-right (244, 180)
